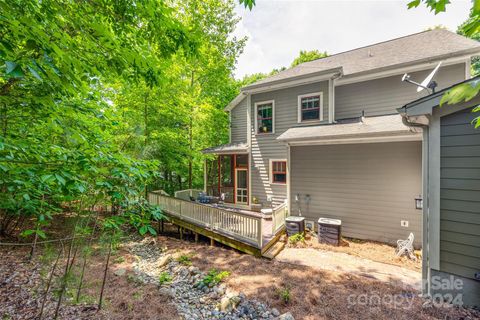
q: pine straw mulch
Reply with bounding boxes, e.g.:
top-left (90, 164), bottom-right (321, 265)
top-left (2, 221), bottom-right (479, 320)
top-left (157, 230), bottom-right (479, 320)
top-left (0, 244), bottom-right (178, 320)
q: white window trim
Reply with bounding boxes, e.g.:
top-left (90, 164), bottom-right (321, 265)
top-left (269, 159), bottom-right (287, 185)
top-left (297, 92), bottom-right (323, 123)
top-left (254, 100), bottom-right (275, 135)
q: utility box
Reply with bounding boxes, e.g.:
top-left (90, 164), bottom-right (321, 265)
top-left (318, 218), bottom-right (342, 246)
top-left (285, 216), bottom-right (305, 236)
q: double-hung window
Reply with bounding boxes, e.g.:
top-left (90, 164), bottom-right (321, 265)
top-left (270, 160), bottom-right (287, 184)
top-left (298, 92), bottom-right (323, 122)
top-left (255, 101), bottom-right (274, 134)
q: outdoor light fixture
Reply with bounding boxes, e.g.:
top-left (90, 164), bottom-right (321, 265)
top-left (415, 196), bottom-right (423, 210)
top-left (305, 194), bottom-right (311, 204)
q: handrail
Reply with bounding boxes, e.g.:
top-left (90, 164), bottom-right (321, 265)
top-left (174, 189), bottom-right (203, 201)
top-left (271, 201), bottom-right (288, 235)
top-left (148, 192), bottom-right (263, 248)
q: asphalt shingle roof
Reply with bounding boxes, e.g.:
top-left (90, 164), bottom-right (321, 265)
top-left (201, 142), bottom-right (248, 154)
top-left (276, 114), bottom-right (419, 142)
top-left (244, 29), bottom-right (480, 90)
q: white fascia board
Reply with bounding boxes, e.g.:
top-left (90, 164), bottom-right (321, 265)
top-left (244, 71), bottom-right (341, 94)
top-left (224, 92), bottom-right (247, 112)
top-left (336, 55), bottom-right (473, 86)
top-left (285, 133), bottom-right (422, 146)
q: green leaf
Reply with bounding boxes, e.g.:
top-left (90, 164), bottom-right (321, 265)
top-left (20, 229), bottom-right (35, 237)
top-left (55, 173), bottom-right (66, 186)
top-left (23, 194), bottom-right (30, 201)
top-left (139, 225), bottom-right (148, 235)
top-left (5, 61), bottom-right (24, 78)
top-left (36, 230), bottom-right (47, 239)
top-left (474, 0), bottom-right (480, 15)
top-left (27, 65), bottom-right (42, 81)
top-left (5, 61), bottom-right (17, 74)
top-left (147, 226), bottom-right (157, 235)
top-left (407, 0), bottom-right (421, 9)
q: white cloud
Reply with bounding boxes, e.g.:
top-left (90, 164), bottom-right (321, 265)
top-left (233, 0), bottom-right (472, 78)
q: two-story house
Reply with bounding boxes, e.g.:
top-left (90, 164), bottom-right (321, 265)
top-left (202, 29), bottom-right (480, 246)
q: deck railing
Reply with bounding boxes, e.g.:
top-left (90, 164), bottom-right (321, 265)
top-left (174, 189), bottom-right (203, 201)
top-left (148, 191), bottom-right (263, 248)
top-left (272, 201), bottom-right (288, 235)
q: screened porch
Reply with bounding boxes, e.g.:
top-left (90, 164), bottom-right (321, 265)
top-left (205, 153), bottom-right (249, 205)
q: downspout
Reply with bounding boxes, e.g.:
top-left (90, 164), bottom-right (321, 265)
top-left (399, 107), bottom-right (430, 297)
top-left (330, 72), bottom-right (342, 123)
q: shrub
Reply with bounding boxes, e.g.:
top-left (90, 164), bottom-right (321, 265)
top-left (277, 286), bottom-right (291, 304)
top-left (288, 233), bottom-right (305, 245)
top-left (199, 268), bottom-right (230, 287)
top-left (158, 272), bottom-right (172, 285)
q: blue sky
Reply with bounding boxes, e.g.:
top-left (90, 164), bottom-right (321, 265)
top-left (233, 0), bottom-right (472, 78)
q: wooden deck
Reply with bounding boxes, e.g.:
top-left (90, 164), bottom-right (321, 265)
top-left (148, 191), bottom-right (287, 257)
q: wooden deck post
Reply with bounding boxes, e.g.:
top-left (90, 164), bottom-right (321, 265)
top-left (194, 232), bottom-right (199, 243)
top-left (210, 238), bottom-right (214, 246)
top-left (180, 228), bottom-right (183, 240)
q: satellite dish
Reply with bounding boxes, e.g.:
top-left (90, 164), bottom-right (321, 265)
top-left (417, 61), bottom-right (442, 92)
top-left (401, 61), bottom-right (442, 94)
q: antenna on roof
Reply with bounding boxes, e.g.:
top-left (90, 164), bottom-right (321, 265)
top-left (402, 61), bottom-right (442, 94)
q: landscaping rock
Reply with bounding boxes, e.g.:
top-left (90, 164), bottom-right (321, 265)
top-left (279, 312), bottom-right (295, 320)
top-left (126, 239), bottom-right (290, 320)
top-left (114, 268), bottom-right (126, 276)
top-left (271, 308), bottom-right (280, 317)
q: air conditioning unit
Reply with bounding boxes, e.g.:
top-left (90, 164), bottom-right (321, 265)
top-left (285, 216), bottom-right (305, 236)
top-left (318, 218), bottom-right (342, 246)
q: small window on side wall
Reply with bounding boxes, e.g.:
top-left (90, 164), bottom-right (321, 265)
top-left (298, 92), bottom-right (323, 122)
top-left (256, 101), bottom-right (274, 134)
top-left (270, 160), bottom-right (287, 184)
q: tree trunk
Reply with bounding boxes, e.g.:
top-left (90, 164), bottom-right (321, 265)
top-left (188, 71), bottom-right (194, 189)
top-left (98, 234), bottom-right (113, 310)
top-left (38, 246), bottom-right (62, 320)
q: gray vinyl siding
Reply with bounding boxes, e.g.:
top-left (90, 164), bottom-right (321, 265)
top-left (290, 142), bottom-right (422, 246)
top-left (250, 81), bottom-right (329, 206)
top-left (335, 63), bottom-right (466, 119)
top-left (439, 107), bottom-right (480, 280)
top-left (230, 97), bottom-right (247, 143)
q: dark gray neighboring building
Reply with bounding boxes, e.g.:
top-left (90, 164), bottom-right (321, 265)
top-left (398, 77), bottom-right (480, 307)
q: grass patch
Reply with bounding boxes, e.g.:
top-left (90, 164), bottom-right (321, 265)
top-left (176, 254), bottom-right (194, 266)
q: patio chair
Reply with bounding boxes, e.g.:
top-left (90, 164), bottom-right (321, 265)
top-left (396, 232), bottom-right (416, 261)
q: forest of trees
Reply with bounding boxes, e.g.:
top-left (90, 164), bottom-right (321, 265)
top-left (0, 0), bottom-right (328, 240)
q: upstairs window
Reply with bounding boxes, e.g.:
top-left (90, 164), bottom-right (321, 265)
top-left (298, 92), bottom-right (323, 122)
top-left (270, 160), bottom-right (287, 184)
top-left (256, 101), bottom-right (274, 134)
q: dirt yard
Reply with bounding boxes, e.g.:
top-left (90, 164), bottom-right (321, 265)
top-left (284, 231), bottom-right (422, 272)
top-left (1, 223), bottom-right (478, 320)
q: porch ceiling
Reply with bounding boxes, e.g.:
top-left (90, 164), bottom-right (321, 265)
top-left (201, 141), bottom-right (248, 154)
top-left (277, 114), bottom-right (422, 145)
